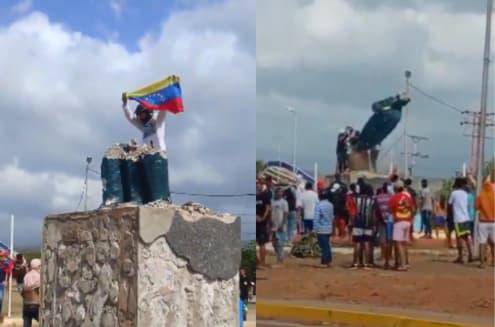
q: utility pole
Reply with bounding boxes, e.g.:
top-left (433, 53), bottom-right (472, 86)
top-left (476, 0), bottom-right (492, 192)
top-left (404, 70), bottom-right (412, 178)
top-left (402, 134), bottom-right (429, 177)
top-left (473, 0), bottom-right (493, 257)
top-left (462, 111), bottom-right (494, 174)
top-left (84, 156), bottom-right (92, 211)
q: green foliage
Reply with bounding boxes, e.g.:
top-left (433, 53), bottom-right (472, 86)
top-left (240, 240), bottom-right (256, 280)
top-left (439, 178), bottom-right (454, 199)
top-left (484, 156), bottom-right (495, 181)
top-left (19, 250), bottom-right (41, 263)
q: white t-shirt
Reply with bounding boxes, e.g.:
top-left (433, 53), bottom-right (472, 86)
top-left (271, 198), bottom-right (288, 231)
top-left (301, 190), bottom-right (319, 220)
top-left (123, 104), bottom-right (167, 152)
top-left (295, 183), bottom-right (305, 208)
top-left (448, 189), bottom-right (470, 223)
top-left (420, 187), bottom-right (433, 211)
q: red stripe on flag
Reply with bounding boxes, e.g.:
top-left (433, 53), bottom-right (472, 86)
top-left (137, 97), bottom-right (184, 114)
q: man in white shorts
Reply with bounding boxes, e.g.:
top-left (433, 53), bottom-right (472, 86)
top-left (476, 179), bottom-right (495, 268)
top-left (389, 181), bottom-right (414, 271)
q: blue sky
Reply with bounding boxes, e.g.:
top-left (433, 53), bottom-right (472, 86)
top-left (0, 0), bottom-right (219, 51)
top-left (0, 0), bottom-right (255, 248)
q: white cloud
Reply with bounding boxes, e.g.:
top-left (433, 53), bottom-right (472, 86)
top-left (0, 0), bottom-right (255, 247)
top-left (256, 0), bottom-right (484, 89)
top-left (11, 0), bottom-right (32, 14)
top-left (0, 159), bottom-right (101, 213)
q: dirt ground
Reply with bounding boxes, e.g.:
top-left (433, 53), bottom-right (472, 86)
top-left (257, 239), bottom-right (494, 324)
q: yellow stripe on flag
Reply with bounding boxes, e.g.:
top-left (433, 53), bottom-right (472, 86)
top-left (126, 75), bottom-right (180, 98)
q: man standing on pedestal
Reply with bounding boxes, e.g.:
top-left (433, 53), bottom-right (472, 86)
top-left (122, 93), bottom-right (167, 151)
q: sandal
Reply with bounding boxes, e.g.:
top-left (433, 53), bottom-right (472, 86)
top-left (348, 264), bottom-right (359, 270)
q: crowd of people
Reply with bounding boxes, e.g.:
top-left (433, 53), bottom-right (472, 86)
top-left (256, 172), bottom-right (495, 271)
top-left (0, 251), bottom-right (41, 326)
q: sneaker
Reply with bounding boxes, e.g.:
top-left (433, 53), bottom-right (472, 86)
top-left (348, 264), bottom-right (359, 270)
top-left (316, 263), bottom-right (331, 268)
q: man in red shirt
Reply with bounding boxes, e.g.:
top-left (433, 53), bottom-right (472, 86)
top-left (389, 181), bottom-right (414, 271)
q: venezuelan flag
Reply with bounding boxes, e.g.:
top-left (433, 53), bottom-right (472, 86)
top-left (126, 75), bottom-right (184, 114)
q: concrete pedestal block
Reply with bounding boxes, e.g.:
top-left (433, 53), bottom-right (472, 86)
top-left (41, 204), bottom-right (241, 327)
top-left (348, 150), bottom-right (370, 171)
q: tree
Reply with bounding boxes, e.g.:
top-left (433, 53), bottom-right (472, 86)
top-left (240, 240), bottom-right (256, 280)
top-left (484, 156), bottom-right (495, 181)
top-left (439, 178), bottom-right (454, 199)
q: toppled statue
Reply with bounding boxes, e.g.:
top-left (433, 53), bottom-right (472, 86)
top-left (357, 93), bottom-right (410, 151)
top-left (337, 93), bottom-right (410, 173)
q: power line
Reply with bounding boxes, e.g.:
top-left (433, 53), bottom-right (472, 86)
top-left (88, 168), bottom-right (100, 175)
top-left (379, 133), bottom-right (403, 159)
top-left (74, 186), bottom-right (85, 212)
top-left (409, 83), bottom-right (465, 113)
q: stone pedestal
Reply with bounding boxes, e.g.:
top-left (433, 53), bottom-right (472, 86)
top-left (41, 203), bottom-right (241, 327)
top-left (348, 150), bottom-right (370, 171)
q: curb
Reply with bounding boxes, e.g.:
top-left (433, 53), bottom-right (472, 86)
top-left (256, 302), bottom-right (481, 327)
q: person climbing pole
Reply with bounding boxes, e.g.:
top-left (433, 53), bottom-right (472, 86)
top-left (336, 129), bottom-right (349, 173)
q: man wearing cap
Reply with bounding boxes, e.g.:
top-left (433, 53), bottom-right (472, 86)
top-left (389, 180), bottom-right (414, 271)
top-left (22, 258), bottom-right (41, 326)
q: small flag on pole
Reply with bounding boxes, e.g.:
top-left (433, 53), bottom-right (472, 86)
top-left (126, 75), bottom-right (184, 114)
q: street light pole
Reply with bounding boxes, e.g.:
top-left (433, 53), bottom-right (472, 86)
top-left (287, 106), bottom-right (297, 173)
top-left (404, 70), bottom-right (412, 178)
